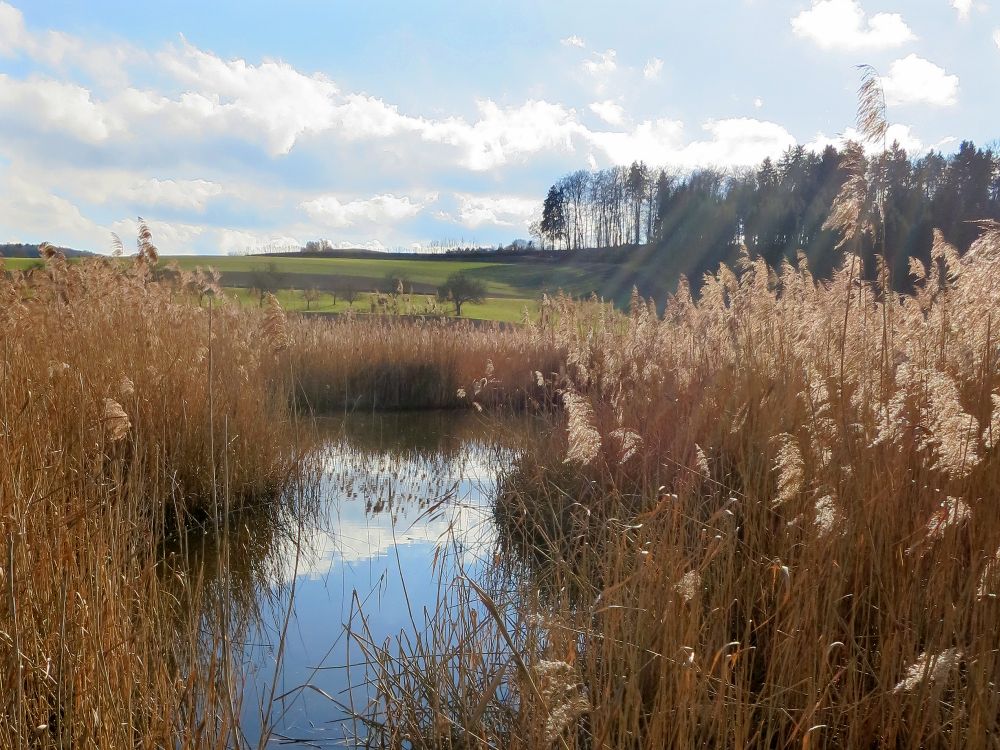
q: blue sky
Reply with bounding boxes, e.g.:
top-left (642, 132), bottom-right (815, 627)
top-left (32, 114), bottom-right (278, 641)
top-left (0, 0), bottom-right (997, 254)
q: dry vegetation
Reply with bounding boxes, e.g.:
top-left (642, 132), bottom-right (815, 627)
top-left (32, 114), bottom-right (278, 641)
top-left (348, 74), bottom-right (1000, 750)
top-left (0, 235), bottom-right (307, 747)
top-left (288, 312), bottom-right (561, 412)
top-left (7, 212), bottom-right (1000, 747)
top-left (358, 214), bottom-right (1000, 747)
top-left (0, 232), bottom-right (555, 747)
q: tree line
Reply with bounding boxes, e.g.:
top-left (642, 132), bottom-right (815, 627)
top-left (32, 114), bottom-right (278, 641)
top-left (535, 141), bottom-right (1000, 283)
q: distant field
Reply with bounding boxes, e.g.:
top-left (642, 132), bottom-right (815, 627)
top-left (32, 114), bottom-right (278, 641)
top-left (3, 258), bottom-right (43, 270)
top-left (169, 255), bottom-right (529, 296)
top-left (163, 253), bottom-right (643, 304)
top-left (226, 287), bottom-right (538, 323)
top-left (3, 251), bottom-right (674, 316)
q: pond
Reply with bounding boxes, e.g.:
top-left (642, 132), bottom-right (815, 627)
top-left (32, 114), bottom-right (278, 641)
top-left (178, 411), bottom-right (527, 747)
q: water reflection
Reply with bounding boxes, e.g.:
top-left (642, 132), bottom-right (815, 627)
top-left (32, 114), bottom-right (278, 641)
top-left (177, 411), bottom-right (525, 747)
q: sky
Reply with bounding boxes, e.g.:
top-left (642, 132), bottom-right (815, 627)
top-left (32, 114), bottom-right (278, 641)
top-left (0, 0), bottom-right (997, 255)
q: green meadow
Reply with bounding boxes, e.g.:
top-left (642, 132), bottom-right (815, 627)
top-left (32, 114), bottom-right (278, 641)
top-left (4, 250), bottom-right (686, 320)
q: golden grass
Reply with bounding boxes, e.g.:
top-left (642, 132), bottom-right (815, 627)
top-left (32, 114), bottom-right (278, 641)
top-left (0, 249), bottom-right (297, 747)
top-left (287, 312), bottom-right (562, 412)
top-left (358, 220), bottom-right (1000, 747)
top-left (0, 246), bottom-right (556, 746)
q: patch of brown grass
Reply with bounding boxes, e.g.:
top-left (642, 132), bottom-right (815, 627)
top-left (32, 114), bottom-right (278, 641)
top-left (0, 249), bottom-right (297, 746)
top-left (361, 221), bottom-right (1000, 747)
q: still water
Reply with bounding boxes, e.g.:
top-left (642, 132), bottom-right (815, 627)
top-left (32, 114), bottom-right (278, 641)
top-left (191, 411), bottom-right (522, 747)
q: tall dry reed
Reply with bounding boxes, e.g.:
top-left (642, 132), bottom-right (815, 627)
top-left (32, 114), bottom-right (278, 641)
top-left (0, 247), bottom-right (298, 747)
top-left (358, 219), bottom-right (1000, 747)
top-left (287, 313), bottom-right (562, 412)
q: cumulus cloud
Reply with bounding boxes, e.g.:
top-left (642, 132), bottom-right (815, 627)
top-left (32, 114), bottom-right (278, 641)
top-left (451, 194), bottom-right (537, 228)
top-left (806, 122), bottom-right (927, 154)
top-left (0, 176), bottom-right (106, 248)
top-left (560, 35), bottom-right (585, 48)
top-left (154, 39), bottom-right (345, 155)
top-left (583, 49), bottom-right (617, 75)
top-left (0, 74), bottom-right (125, 142)
top-left (589, 100), bottom-right (626, 126)
top-left (121, 178), bottom-right (224, 211)
top-left (791, 0), bottom-right (915, 50)
top-left (0, 1), bottom-right (26, 55)
top-left (418, 99), bottom-right (579, 170)
top-left (679, 119), bottom-right (798, 168)
top-left (881, 55), bottom-right (959, 106)
top-left (216, 229), bottom-right (301, 255)
top-left (585, 117), bottom-right (795, 169)
top-left (643, 57), bottom-right (663, 80)
top-left (951, 0), bottom-right (973, 19)
top-left (42, 168), bottom-right (227, 212)
top-left (111, 217), bottom-right (206, 253)
top-left (300, 193), bottom-right (433, 228)
top-left (0, 2), bottom-right (142, 86)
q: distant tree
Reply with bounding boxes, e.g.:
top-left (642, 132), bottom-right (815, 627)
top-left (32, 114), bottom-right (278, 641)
top-left (559, 170), bottom-right (591, 249)
top-left (626, 161), bottom-right (650, 244)
top-left (437, 272), bottom-right (486, 316)
top-left (528, 219), bottom-right (543, 249)
top-left (301, 286), bottom-right (321, 311)
top-left (248, 262), bottom-right (285, 306)
top-left (540, 185), bottom-right (567, 249)
top-left (342, 283), bottom-right (360, 308)
top-left (303, 239), bottom-right (333, 253)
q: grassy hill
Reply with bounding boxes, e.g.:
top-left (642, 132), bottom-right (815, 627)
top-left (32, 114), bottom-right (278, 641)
top-left (3, 247), bottom-right (707, 320)
top-left (163, 250), bottom-right (686, 308)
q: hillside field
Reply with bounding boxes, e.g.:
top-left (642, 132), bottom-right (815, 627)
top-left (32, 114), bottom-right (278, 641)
top-left (2, 248), bottom-right (698, 318)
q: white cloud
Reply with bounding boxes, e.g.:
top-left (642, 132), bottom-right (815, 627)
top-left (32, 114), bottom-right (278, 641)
top-left (994, 28), bottom-right (1000, 48)
top-left (643, 57), bottom-right (664, 80)
top-left (560, 35), bottom-right (585, 48)
top-left (0, 2), bottom-right (142, 86)
top-left (101, 42), bottom-right (573, 171)
top-left (881, 54), bottom-right (959, 106)
top-left (589, 99), bottom-right (626, 126)
top-left (122, 178), bottom-right (224, 211)
top-left (0, 74), bottom-right (124, 142)
top-left (951, 0), bottom-right (973, 19)
top-left (0, 2), bottom-right (26, 56)
top-left (678, 119), bottom-right (798, 168)
top-left (0, 176), bottom-right (106, 249)
top-left (791, 0), bottom-right (916, 50)
top-left (754, 97), bottom-right (764, 109)
top-left (806, 122), bottom-right (926, 154)
top-left (583, 49), bottom-right (617, 75)
top-left (32, 167), bottom-right (227, 212)
top-left (216, 229), bottom-right (301, 255)
top-left (111, 217), bottom-right (205, 253)
top-left (451, 194), bottom-right (537, 228)
top-left (333, 93), bottom-right (421, 140)
top-left (584, 117), bottom-right (795, 169)
top-left (418, 99), bottom-right (579, 170)
top-left (300, 193), bottom-right (433, 228)
top-left (155, 39), bottom-right (343, 155)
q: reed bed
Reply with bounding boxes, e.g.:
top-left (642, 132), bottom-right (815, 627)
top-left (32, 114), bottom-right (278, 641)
top-left (287, 313), bottom-right (561, 412)
top-left (0, 244), bottom-right (298, 747)
top-left (358, 219), bottom-right (1000, 748)
top-left (0, 242), bottom-right (554, 746)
